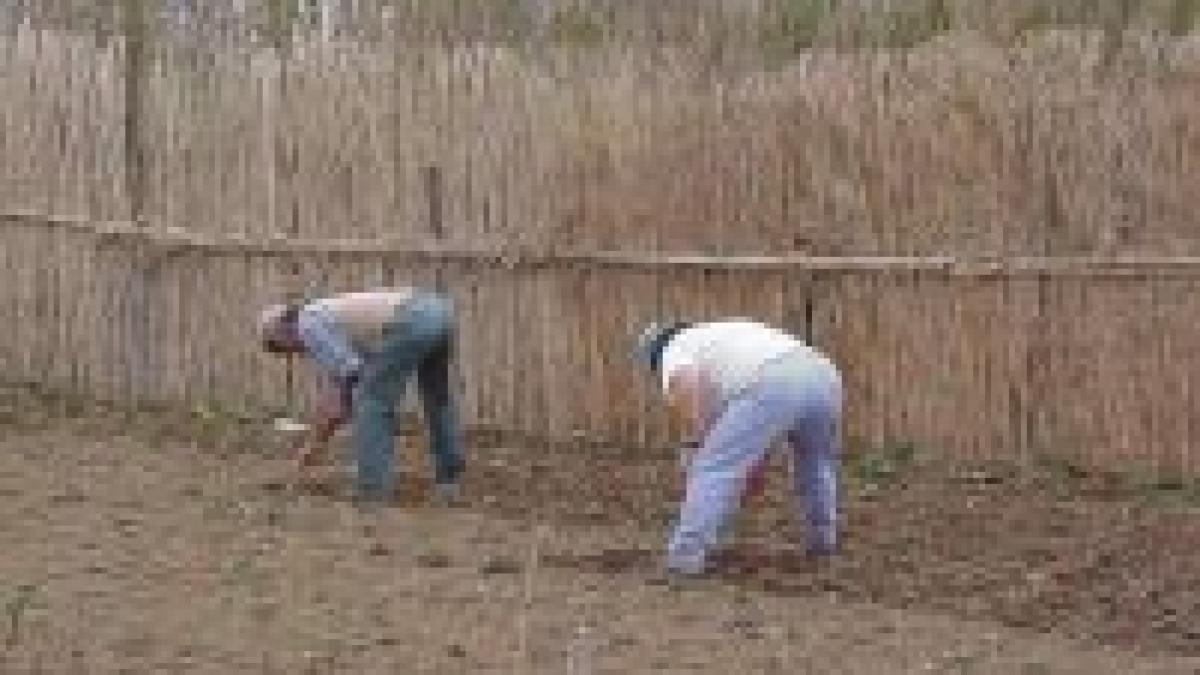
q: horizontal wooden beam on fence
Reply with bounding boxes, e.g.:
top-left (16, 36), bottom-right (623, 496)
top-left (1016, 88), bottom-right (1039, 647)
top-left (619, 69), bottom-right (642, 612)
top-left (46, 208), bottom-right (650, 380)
top-left (7, 210), bottom-right (1200, 278)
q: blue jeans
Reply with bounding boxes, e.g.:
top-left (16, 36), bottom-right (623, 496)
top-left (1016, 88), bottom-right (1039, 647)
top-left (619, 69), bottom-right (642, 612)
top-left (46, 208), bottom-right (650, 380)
top-left (352, 292), bottom-right (464, 502)
top-left (667, 350), bottom-right (843, 573)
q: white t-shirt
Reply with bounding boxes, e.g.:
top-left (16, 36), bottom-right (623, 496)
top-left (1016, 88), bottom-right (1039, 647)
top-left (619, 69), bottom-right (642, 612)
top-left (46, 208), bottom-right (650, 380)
top-left (659, 320), bottom-right (813, 401)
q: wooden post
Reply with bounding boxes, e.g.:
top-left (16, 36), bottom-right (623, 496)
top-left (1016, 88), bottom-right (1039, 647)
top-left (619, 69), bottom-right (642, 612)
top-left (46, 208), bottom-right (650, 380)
top-left (121, 0), bottom-right (153, 408)
top-left (803, 289), bottom-right (815, 344)
top-left (276, 17), bottom-right (302, 416)
top-left (424, 164), bottom-right (445, 240)
top-left (1026, 134), bottom-right (1067, 462)
top-left (122, 0), bottom-right (147, 225)
top-left (1099, 0), bottom-right (1134, 73)
top-left (424, 164), bottom-right (446, 292)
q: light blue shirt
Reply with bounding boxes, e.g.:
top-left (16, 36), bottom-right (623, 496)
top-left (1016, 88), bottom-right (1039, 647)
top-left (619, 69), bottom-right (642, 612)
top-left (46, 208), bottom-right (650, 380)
top-left (296, 305), bottom-right (363, 382)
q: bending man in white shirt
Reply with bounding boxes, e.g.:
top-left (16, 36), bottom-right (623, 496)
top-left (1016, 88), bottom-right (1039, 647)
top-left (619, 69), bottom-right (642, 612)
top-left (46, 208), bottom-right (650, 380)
top-left (632, 319), bottom-right (843, 576)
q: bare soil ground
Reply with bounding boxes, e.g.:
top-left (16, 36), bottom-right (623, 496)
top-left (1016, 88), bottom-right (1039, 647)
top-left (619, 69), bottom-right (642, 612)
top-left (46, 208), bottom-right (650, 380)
top-left (0, 385), bottom-right (1198, 674)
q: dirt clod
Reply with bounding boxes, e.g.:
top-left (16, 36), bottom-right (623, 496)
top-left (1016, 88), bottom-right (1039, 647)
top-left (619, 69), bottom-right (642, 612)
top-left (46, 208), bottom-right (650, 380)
top-left (479, 557), bottom-right (522, 575)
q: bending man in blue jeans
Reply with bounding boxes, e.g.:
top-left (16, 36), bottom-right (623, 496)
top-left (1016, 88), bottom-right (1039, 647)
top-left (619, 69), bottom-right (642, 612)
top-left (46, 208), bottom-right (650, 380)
top-left (257, 288), bottom-right (465, 506)
top-left (633, 319), bottom-right (843, 576)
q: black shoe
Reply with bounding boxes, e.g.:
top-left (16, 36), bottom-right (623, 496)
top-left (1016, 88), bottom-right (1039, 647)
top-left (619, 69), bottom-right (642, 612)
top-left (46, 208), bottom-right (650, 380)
top-left (433, 482), bottom-right (464, 507)
top-left (646, 563), bottom-right (716, 590)
top-left (351, 488), bottom-right (394, 512)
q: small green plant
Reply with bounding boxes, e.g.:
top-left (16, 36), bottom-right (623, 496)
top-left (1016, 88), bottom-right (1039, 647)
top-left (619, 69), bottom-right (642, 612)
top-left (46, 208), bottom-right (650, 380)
top-left (1167, 0), bottom-right (1199, 36)
top-left (408, 519), bottom-right (437, 562)
top-left (191, 402), bottom-right (221, 424)
top-left (1021, 661), bottom-right (1052, 675)
top-left (872, 3), bottom-right (950, 50)
top-left (222, 557), bottom-right (257, 599)
top-left (547, 6), bottom-right (609, 47)
top-left (188, 401), bottom-right (261, 452)
top-left (1032, 455), bottom-right (1090, 497)
top-left (1029, 456), bottom-right (1200, 507)
top-left (1133, 474), bottom-right (1200, 508)
top-left (1012, 3), bottom-right (1060, 41)
top-left (760, 0), bottom-right (832, 55)
top-left (261, 0), bottom-right (304, 49)
top-left (489, 0), bottom-right (531, 44)
top-left (927, 0), bottom-right (953, 33)
top-left (5, 584), bottom-right (39, 647)
top-left (847, 439), bottom-right (920, 491)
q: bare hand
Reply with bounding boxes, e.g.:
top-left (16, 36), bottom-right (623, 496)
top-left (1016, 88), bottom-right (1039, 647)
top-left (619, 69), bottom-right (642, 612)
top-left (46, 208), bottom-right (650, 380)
top-left (743, 458), bottom-right (768, 503)
top-left (315, 384), bottom-right (349, 427)
top-left (291, 441), bottom-right (330, 486)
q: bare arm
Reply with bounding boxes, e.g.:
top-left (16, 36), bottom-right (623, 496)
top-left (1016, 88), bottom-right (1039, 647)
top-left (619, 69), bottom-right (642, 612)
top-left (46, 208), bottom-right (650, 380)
top-left (665, 364), bottom-right (714, 471)
top-left (292, 373), bottom-right (354, 469)
top-left (668, 365), bottom-right (767, 499)
top-left (289, 305), bottom-right (361, 471)
top-left (311, 374), bottom-right (352, 441)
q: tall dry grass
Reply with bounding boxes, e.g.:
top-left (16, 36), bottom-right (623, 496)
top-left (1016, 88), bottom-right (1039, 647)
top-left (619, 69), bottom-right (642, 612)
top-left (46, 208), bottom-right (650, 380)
top-left (576, 30), bottom-right (1200, 255)
top-left (11, 1), bottom-right (1200, 51)
top-left (2, 25), bottom-right (1197, 254)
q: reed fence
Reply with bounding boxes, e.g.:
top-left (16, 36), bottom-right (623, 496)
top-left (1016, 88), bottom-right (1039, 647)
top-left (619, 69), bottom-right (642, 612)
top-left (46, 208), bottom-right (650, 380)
top-left (1, 22), bottom-right (1198, 478)
top-left (2, 211), bottom-right (1197, 478)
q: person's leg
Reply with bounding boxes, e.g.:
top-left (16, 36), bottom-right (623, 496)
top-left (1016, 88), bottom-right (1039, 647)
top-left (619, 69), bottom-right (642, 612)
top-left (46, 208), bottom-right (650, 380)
top-left (667, 386), bottom-right (796, 575)
top-left (352, 295), bottom-right (448, 503)
top-left (785, 361), bottom-right (843, 555)
top-left (415, 307), bottom-right (464, 489)
top-left (353, 372), bottom-right (405, 504)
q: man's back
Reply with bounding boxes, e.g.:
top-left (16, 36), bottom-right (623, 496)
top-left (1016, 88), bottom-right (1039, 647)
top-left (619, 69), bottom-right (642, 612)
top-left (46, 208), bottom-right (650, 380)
top-left (659, 320), bottom-right (818, 400)
top-left (305, 288), bottom-right (417, 354)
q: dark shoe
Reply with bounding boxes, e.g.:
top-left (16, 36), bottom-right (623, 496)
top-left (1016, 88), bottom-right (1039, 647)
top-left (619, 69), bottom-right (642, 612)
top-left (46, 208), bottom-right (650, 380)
top-left (351, 486), bottom-right (395, 512)
top-left (645, 556), bottom-right (719, 589)
top-left (646, 569), bottom-right (710, 591)
top-left (433, 482), bottom-right (464, 507)
top-left (777, 542), bottom-right (838, 573)
top-left (807, 541), bottom-right (839, 560)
